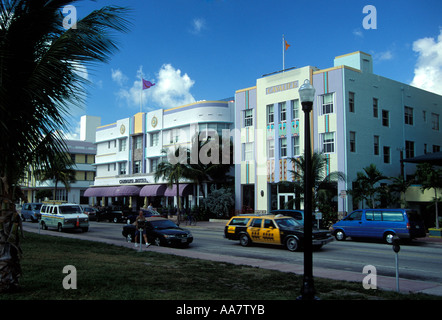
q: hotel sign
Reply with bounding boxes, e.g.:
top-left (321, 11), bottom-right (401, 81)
top-left (266, 80), bottom-right (299, 95)
top-left (119, 178), bottom-right (148, 184)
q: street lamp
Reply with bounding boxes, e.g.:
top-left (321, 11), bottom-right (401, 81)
top-left (298, 79), bottom-right (317, 300)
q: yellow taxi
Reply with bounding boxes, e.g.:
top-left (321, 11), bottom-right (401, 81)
top-left (224, 214), bottom-right (333, 251)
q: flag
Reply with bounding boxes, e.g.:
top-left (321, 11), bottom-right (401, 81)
top-left (142, 78), bottom-right (155, 90)
top-left (285, 40), bottom-right (290, 51)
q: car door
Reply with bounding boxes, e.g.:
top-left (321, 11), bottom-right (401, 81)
top-left (247, 218), bottom-right (262, 242)
top-left (341, 210), bottom-right (363, 237)
top-left (260, 219), bottom-right (281, 244)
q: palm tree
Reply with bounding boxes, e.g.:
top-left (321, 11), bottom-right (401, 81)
top-left (289, 152), bottom-right (346, 211)
top-left (388, 175), bottom-right (413, 208)
top-left (154, 147), bottom-right (190, 225)
top-left (34, 153), bottom-right (77, 200)
top-left (353, 164), bottom-right (387, 208)
top-left (415, 163), bottom-right (442, 229)
top-left (0, 0), bottom-right (130, 292)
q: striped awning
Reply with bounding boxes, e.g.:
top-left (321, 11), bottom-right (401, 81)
top-left (84, 186), bottom-right (141, 197)
top-left (164, 184), bottom-right (193, 197)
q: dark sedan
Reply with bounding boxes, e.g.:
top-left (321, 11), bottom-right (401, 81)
top-left (122, 217), bottom-right (193, 248)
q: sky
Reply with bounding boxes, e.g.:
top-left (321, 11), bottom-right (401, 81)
top-left (65, 0), bottom-right (442, 138)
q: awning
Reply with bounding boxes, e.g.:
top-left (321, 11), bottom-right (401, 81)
top-left (84, 186), bottom-right (141, 197)
top-left (139, 184), bottom-right (167, 197)
top-left (401, 151), bottom-right (442, 166)
top-left (164, 184), bottom-right (193, 197)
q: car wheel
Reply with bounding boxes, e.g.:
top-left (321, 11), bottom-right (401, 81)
top-left (239, 233), bottom-right (251, 247)
top-left (113, 217), bottom-right (119, 223)
top-left (41, 221), bottom-right (48, 230)
top-left (335, 230), bottom-right (346, 241)
top-left (57, 223), bottom-right (63, 232)
top-left (126, 234), bottom-right (133, 243)
top-left (286, 237), bottom-right (299, 252)
top-left (154, 237), bottom-right (161, 246)
top-left (384, 232), bottom-right (395, 244)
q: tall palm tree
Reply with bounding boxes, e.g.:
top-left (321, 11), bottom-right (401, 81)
top-left (289, 152), bottom-right (346, 210)
top-left (415, 163), bottom-right (442, 229)
top-left (154, 147), bottom-right (190, 225)
top-left (0, 0), bottom-right (130, 292)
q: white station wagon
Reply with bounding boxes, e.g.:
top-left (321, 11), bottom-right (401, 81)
top-left (40, 202), bottom-right (89, 232)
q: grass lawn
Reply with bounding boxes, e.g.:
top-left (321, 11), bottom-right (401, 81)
top-left (1, 232), bottom-right (440, 300)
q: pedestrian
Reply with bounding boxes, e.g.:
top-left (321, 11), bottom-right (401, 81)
top-left (147, 203), bottom-right (154, 211)
top-left (134, 210), bottom-right (150, 248)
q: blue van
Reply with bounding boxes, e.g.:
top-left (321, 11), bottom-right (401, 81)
top-left (20, 203), bottom-right (42, 222)
top-left (331, 209), bottom-right (426, 243)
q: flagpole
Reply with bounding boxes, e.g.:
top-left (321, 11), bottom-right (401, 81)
top-left (282, 34), bottom-right (285, 72)
top-left (140, 78), bottom-right (142, 113)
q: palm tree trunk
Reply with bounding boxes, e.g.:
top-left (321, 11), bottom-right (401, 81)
top-left (176, 181), bottom-right (181, 226)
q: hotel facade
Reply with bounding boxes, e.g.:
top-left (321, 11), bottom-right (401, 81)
top-left (235, 51), bottom-right (442, 216)
top-left (85, 100), bottom-right (234, 210)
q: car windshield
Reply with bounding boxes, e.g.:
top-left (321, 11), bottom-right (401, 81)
top-left (59, 206), bottom-right (82, 214)
top-left (276, 218), bottom-right (302, 229)
top-left (150, 220), bottom-right (178, 229)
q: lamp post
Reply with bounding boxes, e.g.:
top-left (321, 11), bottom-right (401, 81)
top-left (298, 79), bottom-right (316, 300)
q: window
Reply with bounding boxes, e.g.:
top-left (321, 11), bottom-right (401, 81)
top-left (267, 139), bottom-right (275, 158)
top-left (292, 136), bottom-right (300, 156)
top-left (267, 104), bottom-right (274, 123)
top-left (373, 98), bottom-right (378, 118)
top-left (349, 92), bottom-right (355, 112)
top-left (251, 219), bottom-right (262, 228)
top-left (291, 99), bottom-right (300, 119)
top-left (321, 132), bottom-right (335, 153)
top-left (119, 139), bottom-right (127, 152)
top-left (243, 142), bottom-right (254, 161)
top-left (383, 146), bottom-right (390, 164)
top-left (365, 211), bottom-right (382, 221)
top-left (423, 110), bottom-right (426, 122)
top-left (349, 131), bottom-right (356, 152)
top-left (382, 110), bottom-right (389, 127)
top-left (150, 132), bottom-right (159, 147)
top-left (405, 140), bottom-right (415, 159)
top-left (168, 129), bottom-right (180, 144)
top-left (432, 113), bottom-right (440, 131)
top-left (382, 211), bottom-right (404, 222)
top-left (279, 102), bottom-right (286, 121)
top-left (133, 161), bottom-right (141, 174)
top-left (119, 162), bottom-right (127, 175)
top-left (433, 145), bottom-right (441, 153)
top-left (134, 135), bottom-right (142, 149)
top-left (374, 135), bottom-right (379, 155)
top-left (244, 109), bottom-right (253, 127)
top-left (404, 106), bottom-right (413, 125)
top-left (321, 93), bottom-right (334, 115)
top-left (280, 138), bottom-right (287, 157)
top-left (150, 158), bottom-right (159, 172)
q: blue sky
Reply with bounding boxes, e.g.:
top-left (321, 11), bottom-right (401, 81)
top-left (66, 0), bottom-right (442, 137)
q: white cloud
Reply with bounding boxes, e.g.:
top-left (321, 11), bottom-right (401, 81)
top-left (353, 28), bottom-right (363, 38)
top-left (190, 18), bottom-right (205, 34)
top-left (410, 30), bottom-right (442, 95)
top-left (374, 50), bottom-right (394, 62)
top-left (111, 68), bottom-right (128, 86)
top-left (113, 64), bottom-right (196, 110)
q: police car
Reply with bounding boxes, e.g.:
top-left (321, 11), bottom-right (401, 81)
top-left (224, 214), bottom-right (333, 251)
top-left (40, 201), bottom-right (89, 232)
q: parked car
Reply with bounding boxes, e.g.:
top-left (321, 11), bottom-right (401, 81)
top-left (40, 202), bottom-right (89, 232)
top-left (96, 206), bottom-right (129, 223)
top-left (81, 206), bottom-right (98, 221)
top-left (122, 217), bottom-right (193, 248)
top-left (126, 209), bottom-right (162, 223)
top-left (20, 203), bottom-right (42, 222)
top-left (331, 208), bottom-right (426, 244)
top-left (224, 214), bottom-right (333, 251)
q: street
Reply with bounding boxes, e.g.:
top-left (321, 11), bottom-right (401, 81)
top-left (22, 220), bottom-right (442, 284)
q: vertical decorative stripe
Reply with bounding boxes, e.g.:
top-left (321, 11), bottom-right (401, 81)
top-left (245, 90), bottom-right (249, 109)
top-left (323, 72), bottom-right (329, 94)
top-left (246, 162), bottom-right (249, 184)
